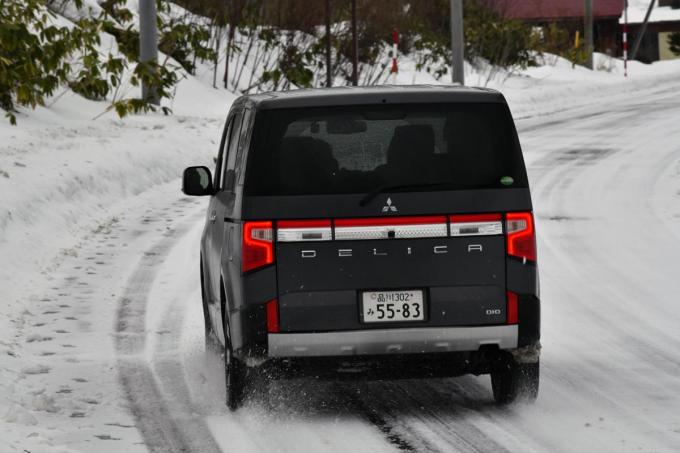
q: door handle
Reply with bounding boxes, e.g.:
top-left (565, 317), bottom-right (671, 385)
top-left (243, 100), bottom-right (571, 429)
top-left (210, 211), bottom-right (217, 222)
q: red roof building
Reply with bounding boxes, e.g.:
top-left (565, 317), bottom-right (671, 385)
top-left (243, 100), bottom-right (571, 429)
top-left (491, 0), bottom-right (624, 21)
top-left (483, 0), bottom-right (626, 56)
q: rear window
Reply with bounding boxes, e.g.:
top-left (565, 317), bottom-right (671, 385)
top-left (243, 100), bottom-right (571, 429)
top-left (245, 103), bottom-right (527, 196)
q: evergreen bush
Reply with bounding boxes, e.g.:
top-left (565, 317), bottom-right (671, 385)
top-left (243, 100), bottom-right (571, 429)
top-left (668, 32), bottom-right (680, 56)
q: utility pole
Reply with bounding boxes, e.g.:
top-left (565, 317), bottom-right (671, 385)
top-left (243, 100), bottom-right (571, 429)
top-left (623, 0), bottom-right (629, 77)
top-left (450, 0), bottom-right (464, 85)
top-left (631, 0), bottom-right (657, 61)
top-left (325, 0), bottom-right (332, 87)
top-left (139, 0), bottom-right (159, 105)
top-left (351, 0), bottom-right (358, 86)
top-left (584, 0), bottom-right (594, 69)
top-left (390, 28), bottom-right (399, 84)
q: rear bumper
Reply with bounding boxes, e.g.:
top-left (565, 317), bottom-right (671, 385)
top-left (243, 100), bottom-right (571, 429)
top-left (268, 325), bottom-right (518, 358)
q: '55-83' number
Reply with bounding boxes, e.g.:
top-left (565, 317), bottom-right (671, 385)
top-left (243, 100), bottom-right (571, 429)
top-left (362, 290), bottom-right (425, 323)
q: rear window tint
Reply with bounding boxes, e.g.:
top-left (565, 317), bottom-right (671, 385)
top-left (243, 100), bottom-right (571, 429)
top-left (245, 103), bottom-right (527, 196)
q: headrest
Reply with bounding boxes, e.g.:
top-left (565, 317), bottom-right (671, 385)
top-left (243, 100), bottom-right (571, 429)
top-left (387, 125), bottom-right (435, 166)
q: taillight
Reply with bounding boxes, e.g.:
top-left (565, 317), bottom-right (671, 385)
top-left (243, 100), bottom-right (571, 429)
top-left (449, 213), bottom-right (502, 236)
top-left (506, 291), bottom-right (518, 325)
top-left (242, 221), bottom-right (274, 272)
top-left (506, 212), bottom-right (536, 262)
top-left (277, 219), bottom-right (332, 242)
top-left (266, 298), bottom-right (279, 333)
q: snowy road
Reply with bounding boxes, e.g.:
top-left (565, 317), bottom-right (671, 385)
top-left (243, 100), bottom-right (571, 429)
top-left (116, 82), bottom-right (680, 453)
top-left (5, 81), bottom-right (680, 453)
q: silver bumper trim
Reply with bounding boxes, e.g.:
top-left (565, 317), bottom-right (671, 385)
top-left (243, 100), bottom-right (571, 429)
top-left (268, 325), bottom-right (518, 358)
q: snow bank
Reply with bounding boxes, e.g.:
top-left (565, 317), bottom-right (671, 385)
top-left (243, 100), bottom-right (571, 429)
top-left (494, 54), bottom-right (680, 119)
top-left (391, 49), bottom-right (680, 120)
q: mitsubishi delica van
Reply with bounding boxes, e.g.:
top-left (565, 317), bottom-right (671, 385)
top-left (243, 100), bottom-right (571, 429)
top-left (182, 86), bottom-right (540, 410)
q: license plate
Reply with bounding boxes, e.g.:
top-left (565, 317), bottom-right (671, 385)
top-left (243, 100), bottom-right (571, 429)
top-left (361, 290), bottom-right (425, 323)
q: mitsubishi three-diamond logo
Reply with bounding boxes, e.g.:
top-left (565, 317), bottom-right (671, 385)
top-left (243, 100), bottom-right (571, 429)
top-left (382, 197), bottom-right (398, 213)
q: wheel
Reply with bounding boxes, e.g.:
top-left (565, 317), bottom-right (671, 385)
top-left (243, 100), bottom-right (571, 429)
top-left (220, 284), bottom-right (269, 410)
top-left (219, 283), bottom-right (247, 410)
top-left (224, 337), bottom-right (247, 411)
top-left (491, 358), bottom-right (539, 404)
top-left (223, 325), bottom-right (270, 410)
top-left (223, 315), bottom-right (248, 411)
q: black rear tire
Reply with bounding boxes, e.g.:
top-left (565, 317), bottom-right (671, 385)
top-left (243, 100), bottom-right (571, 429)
top-left (224, 336), bottom-right (247, 411)
top-left (491, 358), bottom-right (539, 404)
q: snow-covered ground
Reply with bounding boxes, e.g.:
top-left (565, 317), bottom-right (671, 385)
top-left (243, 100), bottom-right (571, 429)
top-left (3, 14), bottom-right (680, 451)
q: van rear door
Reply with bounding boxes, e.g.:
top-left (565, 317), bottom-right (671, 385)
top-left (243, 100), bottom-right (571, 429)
top-left (242, 102), bottom-right (530, 333)
top-left (274, 214), bottom-right (507, 331)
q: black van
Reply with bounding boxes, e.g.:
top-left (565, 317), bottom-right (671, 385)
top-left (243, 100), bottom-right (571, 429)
top-left (182, 86), bottom-right (540, 410)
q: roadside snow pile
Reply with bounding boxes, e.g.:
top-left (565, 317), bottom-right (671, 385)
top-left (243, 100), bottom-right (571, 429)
top-left (0, 7), bottom-right (230, 448)
top-left (0, 0), bottom-right (234, 342)
top-left (498, 53), bottom-right (680, 119)
top-left (0, 99), bottom-right (228, 330)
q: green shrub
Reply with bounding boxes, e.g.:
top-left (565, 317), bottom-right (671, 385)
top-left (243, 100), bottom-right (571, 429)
top-left (0, 0), bottom-right (213, 124)
top-left (411, 0), bottom-right (537, 81)
top-left (0, 0), bottom-right (131, 123)
top-left (533, 23), bottom-right (589, 67)
top-left (464, 1), bottom-right (537, 69)
top-left (669, 32), bottom-right (680, 56)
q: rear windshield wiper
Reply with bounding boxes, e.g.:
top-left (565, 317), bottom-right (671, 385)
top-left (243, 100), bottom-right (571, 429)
top-left (359, 181), bottom-right (455, 207)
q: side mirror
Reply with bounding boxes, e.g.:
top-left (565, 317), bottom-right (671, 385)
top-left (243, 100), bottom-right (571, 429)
top-left (182, 166), bottom-right (213, 196)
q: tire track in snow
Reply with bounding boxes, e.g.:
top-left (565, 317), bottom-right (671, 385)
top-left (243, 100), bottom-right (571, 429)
top-left (514, 88), bottom-right (680, 451)
top-left (339, 379), bottom-right (514, 453)
top-left (526, 96), bottom-right (680, 361)
top-left (341, 386), bottom-right (420, 452)
top-left (114, 204), bottom-right (221, 453)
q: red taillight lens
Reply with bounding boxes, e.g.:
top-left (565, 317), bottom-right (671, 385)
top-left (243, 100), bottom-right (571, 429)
top-left (506, 212), bottom-right (536, 262)
top-left (449, 213), bottom-right (502, 223)
top-left (278, 219), bottom-right (332, 229)
top-left (507, 291), bottom-right (518, 325)
top-left (266, 298), bottom-right (279, 333)
top-left (242, 221), bottom-right (274, 273)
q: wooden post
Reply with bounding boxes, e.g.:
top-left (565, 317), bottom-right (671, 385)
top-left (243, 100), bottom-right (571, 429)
top-left (584, 0), bottom-right (594, 69)
top-left (351, 0), bottom-right (358, 86)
